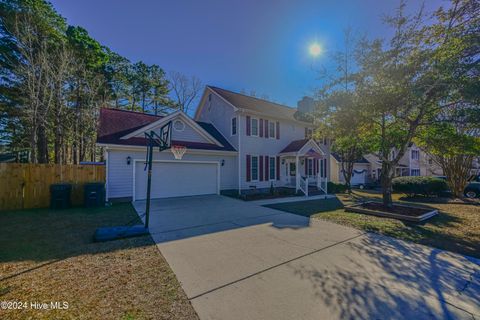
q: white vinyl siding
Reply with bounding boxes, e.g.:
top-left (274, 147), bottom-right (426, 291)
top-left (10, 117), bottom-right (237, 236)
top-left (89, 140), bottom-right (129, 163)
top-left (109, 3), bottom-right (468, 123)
top-left (170, 121), bottom-right (209, 143)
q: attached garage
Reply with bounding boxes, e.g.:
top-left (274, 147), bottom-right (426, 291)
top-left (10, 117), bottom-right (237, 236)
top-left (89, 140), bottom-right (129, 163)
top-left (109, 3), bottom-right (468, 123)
top-left (134, 161), bottom-right (219, 200)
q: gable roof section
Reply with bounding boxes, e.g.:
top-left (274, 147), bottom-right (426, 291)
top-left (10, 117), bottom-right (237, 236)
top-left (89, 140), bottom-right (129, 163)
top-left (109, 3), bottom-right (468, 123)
top-left (98, 108), bottom-right (161, 139)
top-left (331, 153), bottom-right (370, 164)
top-left (279, 139), bottom-right (325, 155)
top-left (97, 108), bottom-right (236, 152)
top-left (206, 86), bottom-right (308, 123)
top-left (280, 139), bottom-right (310, 153)
top-left (120, 110), bottom-right (222, 146)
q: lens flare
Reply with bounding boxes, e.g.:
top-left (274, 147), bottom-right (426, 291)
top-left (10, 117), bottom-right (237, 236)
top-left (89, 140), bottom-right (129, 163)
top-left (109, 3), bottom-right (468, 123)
top-left (309, 43), bottom-right (322, 57)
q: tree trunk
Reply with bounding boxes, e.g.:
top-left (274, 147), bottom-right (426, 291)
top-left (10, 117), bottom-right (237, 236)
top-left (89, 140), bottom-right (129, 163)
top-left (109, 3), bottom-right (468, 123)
top-left (131, 96), bottom-right (136, 111)
top-left (37, 124), bottom-right (49, 163)
top-left (29, 118), bottom-right (38, 163)
top-left (381, 163), bottom-right (393, 207)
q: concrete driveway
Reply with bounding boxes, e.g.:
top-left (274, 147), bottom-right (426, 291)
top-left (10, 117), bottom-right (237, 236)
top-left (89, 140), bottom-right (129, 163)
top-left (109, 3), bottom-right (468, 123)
top-left (133, 195), bottom-right (480, 320)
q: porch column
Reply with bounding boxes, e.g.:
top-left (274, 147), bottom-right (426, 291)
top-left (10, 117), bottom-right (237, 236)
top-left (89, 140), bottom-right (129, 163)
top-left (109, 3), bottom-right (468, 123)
top-left (295, 155), bottom-right (299, 192)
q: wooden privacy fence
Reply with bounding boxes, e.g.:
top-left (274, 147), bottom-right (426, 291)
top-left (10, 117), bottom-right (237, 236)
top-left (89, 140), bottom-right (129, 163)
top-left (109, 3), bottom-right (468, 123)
top-left (0, 163), bottom-right (105, 211)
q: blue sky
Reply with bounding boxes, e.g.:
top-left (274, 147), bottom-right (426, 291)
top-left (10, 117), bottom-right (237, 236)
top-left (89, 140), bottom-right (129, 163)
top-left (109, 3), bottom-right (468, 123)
top-left (50, 0), bottom-right (444, 108)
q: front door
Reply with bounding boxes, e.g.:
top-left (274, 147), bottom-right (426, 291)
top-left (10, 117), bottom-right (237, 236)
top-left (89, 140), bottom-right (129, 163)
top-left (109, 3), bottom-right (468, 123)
top-left (289, 162), bottom-right (296, 177)
top-left (284, 160), bottom-right (296, 186)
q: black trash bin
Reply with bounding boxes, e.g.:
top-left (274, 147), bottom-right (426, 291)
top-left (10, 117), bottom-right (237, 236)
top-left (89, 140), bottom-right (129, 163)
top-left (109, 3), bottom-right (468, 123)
top-left (50, 183), bottom-right (72, 209)
top-left (84, 182), bottom-right (105, 207)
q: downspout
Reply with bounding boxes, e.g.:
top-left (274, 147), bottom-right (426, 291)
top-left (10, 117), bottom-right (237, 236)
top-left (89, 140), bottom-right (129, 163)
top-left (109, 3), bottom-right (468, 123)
top-left (238, 112), bottom-right (242, 195)
top-left (104, 147), bottom-right (109, 202)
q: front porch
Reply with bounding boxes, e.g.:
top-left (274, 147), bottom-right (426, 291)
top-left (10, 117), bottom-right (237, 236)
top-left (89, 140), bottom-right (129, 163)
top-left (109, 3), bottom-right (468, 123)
top-left (278, 139), bottom-right (328, 197)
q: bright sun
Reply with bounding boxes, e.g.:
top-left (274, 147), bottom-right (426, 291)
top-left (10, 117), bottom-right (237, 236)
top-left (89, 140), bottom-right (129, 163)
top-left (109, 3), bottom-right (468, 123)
top-left (309, 43), bottom-right (322, 57)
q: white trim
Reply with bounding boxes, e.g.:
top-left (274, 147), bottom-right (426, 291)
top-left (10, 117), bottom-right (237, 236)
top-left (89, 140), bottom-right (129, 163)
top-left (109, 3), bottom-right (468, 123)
top-left (250, 155), bottom-right (259, 182)
top-left (238, 115), bottom-right (242, 195)
top-left (250, 117), bottom-right (259, 137)
top-left (132, 159), bottom-right (221, 202)
top-left (298, 139), bottom-right (325, 156)
top-left (269, 155), bottom-right (276, 181)
top-left (96, 143), bottom-right (237, 156)
top-left (105, 148), bottom-right (109, 201)
top-left (121, 111), bottom-right (224, 147)
top-left (231, 116), bottom-right (237, 136)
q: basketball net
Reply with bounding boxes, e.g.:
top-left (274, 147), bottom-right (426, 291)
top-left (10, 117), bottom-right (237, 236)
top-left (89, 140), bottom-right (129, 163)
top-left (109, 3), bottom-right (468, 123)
top-left (171, 145), bottom-right (187, 160)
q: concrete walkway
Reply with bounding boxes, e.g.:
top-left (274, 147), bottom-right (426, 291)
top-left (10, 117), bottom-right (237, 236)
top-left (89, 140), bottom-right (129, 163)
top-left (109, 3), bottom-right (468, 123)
top-left (249, 194), bottom-right (336, 205)
top-left (133, 195), bottom-right (480, 320)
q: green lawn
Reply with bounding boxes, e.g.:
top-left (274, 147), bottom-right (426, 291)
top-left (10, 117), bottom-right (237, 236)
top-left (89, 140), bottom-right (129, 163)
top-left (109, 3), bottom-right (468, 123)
top-left (265, 190), bottom-right (480, 259)
top-left (0, 204), bottom-right (198, 320)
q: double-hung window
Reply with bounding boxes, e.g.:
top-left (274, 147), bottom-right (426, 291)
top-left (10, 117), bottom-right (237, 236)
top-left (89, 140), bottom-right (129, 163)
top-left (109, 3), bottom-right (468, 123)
top-left (411, 169), bottom-right (420, 176)
top-left (269, 157), bottom-right (276, 180)
top-left (411, 150), bottom-right (419, 160)
top-left (251, 156), bottom-right (259, 181)
top-left (231, 117), bottom-right (237, 135)
top-left (268, 121), bottom-right (275, 138)
top-left (251, 118), bottom-right (258, 136)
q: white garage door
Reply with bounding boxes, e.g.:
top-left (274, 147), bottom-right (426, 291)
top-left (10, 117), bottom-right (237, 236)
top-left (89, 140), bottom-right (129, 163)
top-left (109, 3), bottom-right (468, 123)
top-left (134, 161), bottom-right (218, 200)
top-left (351, 170), bottom-right (366, 185)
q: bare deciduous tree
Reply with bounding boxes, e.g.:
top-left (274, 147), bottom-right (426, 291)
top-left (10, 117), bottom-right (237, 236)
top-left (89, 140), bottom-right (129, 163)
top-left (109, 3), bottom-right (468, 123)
top-left (168, 71), bottom-right (202, 113)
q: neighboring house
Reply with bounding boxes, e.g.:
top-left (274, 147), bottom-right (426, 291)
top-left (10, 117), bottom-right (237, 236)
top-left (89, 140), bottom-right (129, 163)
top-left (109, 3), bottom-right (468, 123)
top-left (97, 86), bottom-right (330, 201)
top-left (420, 154), bottom-right (480, 177)
top-left (364, 143), bottom-right (424, 182)
top-left (329, 153), bottom-right (370, 187)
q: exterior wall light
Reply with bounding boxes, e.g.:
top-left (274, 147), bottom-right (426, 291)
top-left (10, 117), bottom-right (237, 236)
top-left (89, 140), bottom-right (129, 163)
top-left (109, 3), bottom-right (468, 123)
top-left (221, 159), bottom-right (225, 166)
top-left (126, 156), bottom-right (131, 165)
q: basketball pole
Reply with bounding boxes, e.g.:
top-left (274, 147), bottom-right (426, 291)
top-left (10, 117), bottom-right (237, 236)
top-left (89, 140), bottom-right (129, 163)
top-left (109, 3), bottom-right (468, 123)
top-left (145, 130), bottom-right (155, 229)
top-left (144, 122), bottom-right (171, 230)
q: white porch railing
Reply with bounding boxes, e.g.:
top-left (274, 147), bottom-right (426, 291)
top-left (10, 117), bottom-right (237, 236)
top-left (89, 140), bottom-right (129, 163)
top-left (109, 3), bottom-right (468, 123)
top-left (299, 176), bottom-right (309, 196)
top-left (317, 174), bottom-right (328, 195)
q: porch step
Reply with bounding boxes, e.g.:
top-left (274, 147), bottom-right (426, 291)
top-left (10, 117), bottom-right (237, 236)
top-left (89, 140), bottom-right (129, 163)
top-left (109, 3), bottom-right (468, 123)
top-left (297, 187), bottom-right (326, 196)
top-left (308, 188), bottom-right (326, 196)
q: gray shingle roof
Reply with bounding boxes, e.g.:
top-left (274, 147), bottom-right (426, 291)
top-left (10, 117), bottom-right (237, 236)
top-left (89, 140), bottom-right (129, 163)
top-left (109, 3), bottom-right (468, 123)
top-left (209, 86), bottom-right (308, 122)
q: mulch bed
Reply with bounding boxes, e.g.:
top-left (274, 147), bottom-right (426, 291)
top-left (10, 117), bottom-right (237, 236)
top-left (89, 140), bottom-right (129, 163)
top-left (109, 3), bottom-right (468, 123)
top-left (361, 202), bottom-right (432, 217)
top-left (345, 201), bottom-right (438, 222)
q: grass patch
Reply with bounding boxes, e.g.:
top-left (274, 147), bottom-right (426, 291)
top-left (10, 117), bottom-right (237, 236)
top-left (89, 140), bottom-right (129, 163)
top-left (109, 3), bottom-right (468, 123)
top-left (266, 190), bottom-right (480, 258)
top-left (265, 197), bottom-right (344, 217)
top-left (0, 204), bottom-right (198, 320)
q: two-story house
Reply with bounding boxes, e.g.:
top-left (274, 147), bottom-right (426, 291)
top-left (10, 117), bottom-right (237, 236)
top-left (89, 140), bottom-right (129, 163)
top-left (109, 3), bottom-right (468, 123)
top-left (97, 86), bottom-right (329, 201)
top-left (329, 144), bottom-right (424, 186)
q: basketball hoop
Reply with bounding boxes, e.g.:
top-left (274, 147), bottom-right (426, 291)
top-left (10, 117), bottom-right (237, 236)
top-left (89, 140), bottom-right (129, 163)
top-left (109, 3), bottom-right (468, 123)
top-left (171, 145), bottom-right (187, 160)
